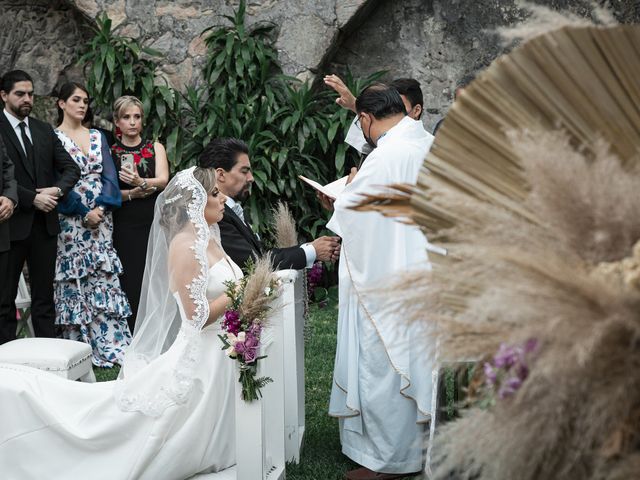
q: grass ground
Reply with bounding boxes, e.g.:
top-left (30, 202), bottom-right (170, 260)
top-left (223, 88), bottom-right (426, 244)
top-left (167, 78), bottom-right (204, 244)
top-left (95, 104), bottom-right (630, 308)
top-left (93, 296), bottom-right (419, 479)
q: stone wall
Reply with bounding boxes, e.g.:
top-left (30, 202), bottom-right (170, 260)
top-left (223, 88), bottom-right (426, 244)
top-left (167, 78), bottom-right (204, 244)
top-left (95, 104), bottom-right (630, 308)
top-left (0, 0), bottom-right (370, 94)
top-left (0, 0), bottom-right (91, 94)
top-left (329, 0), bottom-right (640, 131)
top-left (0, 0), bottom-right (637, 131)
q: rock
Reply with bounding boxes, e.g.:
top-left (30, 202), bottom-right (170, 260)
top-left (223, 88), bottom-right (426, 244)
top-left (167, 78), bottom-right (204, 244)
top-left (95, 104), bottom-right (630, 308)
top-left (0, 0), bottom-right (91, 95)
top-left (188, 35), bottom-right (207, 57)
top-left (104, 0), bottom-right (126, 27)
top-left (74, 0), bottom-right (99, 19)
top-left (1, 0), bottom-right (639, 133)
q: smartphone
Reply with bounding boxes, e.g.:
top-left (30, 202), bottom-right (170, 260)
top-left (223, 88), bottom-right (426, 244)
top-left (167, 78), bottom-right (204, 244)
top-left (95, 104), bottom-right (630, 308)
top-left (121, 153), bottom-right (135, 171)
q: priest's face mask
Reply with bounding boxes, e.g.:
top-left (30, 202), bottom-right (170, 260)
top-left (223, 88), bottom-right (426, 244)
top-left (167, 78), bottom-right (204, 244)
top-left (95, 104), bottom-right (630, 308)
top-left (219, 153), bottom-right (254, 202)
top-left (357, 112), bottom-right (377, 149)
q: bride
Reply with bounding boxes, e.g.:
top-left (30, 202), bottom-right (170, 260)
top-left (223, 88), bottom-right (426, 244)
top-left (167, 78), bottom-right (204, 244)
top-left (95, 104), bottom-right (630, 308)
top-left (0, 167), bottom-right (243, 479)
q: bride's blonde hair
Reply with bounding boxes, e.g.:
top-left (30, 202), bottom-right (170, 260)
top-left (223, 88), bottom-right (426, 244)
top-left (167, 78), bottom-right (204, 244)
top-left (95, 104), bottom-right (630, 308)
top-left (192, 167), bottom-right (217, 194)
top-left (160, 167), bottom-right (218, 231)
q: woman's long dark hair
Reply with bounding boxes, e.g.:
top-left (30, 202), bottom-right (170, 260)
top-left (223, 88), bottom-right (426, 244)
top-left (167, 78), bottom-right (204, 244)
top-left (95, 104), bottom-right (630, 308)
top-left (56, 82), bottom-right (89, 126)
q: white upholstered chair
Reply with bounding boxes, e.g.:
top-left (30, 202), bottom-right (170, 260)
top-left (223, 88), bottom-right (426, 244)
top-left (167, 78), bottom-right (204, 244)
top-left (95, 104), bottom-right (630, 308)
top-left (0, 338), bottom-right (95, 382)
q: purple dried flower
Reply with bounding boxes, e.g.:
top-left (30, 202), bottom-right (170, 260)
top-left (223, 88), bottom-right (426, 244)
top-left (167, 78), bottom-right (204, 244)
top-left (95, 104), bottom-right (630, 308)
top-left (483, 362), bottom-right (497, 385)
top-left (223, 309), bottom-right (241, 335)
top-left (484, 338), bottom-right (540, 402)
top-left (524, 337), bottom-right (539, 353)
top-left (493, 343), bottom-right (518, 369)
top-left (498, 376), bottom-right (523, 399)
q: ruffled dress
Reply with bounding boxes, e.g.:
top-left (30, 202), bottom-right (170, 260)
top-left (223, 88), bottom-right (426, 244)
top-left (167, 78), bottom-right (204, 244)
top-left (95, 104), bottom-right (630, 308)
top-left (54, 129), bottom-right (132, 367)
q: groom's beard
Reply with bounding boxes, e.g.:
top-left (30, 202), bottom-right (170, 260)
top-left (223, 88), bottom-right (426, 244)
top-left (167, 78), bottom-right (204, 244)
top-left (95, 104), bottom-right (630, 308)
top-left (234, 187), bottom-right (251, 203)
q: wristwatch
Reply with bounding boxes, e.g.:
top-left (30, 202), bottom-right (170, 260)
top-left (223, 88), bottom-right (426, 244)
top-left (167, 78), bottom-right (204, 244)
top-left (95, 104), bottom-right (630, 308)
top-left (97, 205), bottom-right (106, 213)
top-left (56, 187), bottom-right (63, 198)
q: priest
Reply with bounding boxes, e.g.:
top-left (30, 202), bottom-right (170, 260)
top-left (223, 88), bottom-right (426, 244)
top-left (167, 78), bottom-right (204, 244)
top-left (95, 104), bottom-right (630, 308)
top-left (327, 83), bottom-right (435, 480)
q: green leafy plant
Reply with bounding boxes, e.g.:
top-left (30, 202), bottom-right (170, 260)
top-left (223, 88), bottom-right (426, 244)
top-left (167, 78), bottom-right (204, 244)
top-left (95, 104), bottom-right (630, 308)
top-left (77, 13), bottom-right (184, 167)
top-left (80, 2), bottom-right (384, 244)
top-left (180, 1), bottom-right (377, 241)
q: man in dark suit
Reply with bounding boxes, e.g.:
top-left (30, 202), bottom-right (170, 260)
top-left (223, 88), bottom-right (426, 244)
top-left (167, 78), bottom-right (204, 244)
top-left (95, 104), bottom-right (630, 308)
top-left (198, 137), bottom-right (340, 271)
top-left (0, 135), bottom-right (18, 333)
top-left (0, 70), bottom-right (80, 343)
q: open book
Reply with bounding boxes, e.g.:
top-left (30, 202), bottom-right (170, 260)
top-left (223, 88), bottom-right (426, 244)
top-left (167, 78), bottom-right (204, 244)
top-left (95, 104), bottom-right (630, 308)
top-left (298, 175), bottom-right (348, 200)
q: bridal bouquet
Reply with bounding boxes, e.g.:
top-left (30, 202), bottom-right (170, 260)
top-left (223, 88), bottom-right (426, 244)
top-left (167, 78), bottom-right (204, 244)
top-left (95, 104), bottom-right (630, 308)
top-left (219, 256), bottom-right (281, 401)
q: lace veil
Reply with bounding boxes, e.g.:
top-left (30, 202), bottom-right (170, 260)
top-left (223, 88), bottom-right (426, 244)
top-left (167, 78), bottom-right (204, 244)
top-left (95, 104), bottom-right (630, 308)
top-left (114, 166), bottom-right (225, 416)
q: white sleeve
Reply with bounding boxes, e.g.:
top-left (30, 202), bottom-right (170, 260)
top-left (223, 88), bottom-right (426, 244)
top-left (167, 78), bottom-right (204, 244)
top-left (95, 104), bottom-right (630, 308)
top-left (300, 243), bottom-right (317, 268)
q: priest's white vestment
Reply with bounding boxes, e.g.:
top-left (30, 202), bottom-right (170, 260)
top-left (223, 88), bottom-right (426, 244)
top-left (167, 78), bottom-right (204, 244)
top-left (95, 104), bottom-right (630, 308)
top-left (327, 116), bottom-right (435, 474)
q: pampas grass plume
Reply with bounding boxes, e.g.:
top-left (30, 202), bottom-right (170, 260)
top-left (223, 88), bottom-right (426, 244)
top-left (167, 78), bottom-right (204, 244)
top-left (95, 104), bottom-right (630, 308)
top-left (273, 202), bottom-right (298, 248)
top-left (239, 254), bottom-right (277, 324)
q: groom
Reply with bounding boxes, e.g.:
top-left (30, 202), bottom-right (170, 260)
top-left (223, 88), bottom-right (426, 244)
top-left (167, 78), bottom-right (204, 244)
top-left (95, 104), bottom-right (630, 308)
top-left (0, 70), bottom-right (80, 343)
top-left (198, 137), bottom-right (340, 271)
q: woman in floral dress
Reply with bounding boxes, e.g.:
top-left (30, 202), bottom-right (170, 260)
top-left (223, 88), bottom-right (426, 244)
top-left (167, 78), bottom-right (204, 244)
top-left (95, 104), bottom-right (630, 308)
top-left (55, 82), bottom-right (132, 367)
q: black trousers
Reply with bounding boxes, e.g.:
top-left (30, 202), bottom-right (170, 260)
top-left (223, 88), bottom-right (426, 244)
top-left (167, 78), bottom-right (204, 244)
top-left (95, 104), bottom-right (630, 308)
top-left (0, 212), bottom-right (57, 344)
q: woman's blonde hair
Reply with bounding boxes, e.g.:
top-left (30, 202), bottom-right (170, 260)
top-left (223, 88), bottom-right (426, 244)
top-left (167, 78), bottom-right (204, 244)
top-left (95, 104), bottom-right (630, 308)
top-left (193, 167), bottom-right (217, 195)
top-left (113, 95), bottom-right (144, 122)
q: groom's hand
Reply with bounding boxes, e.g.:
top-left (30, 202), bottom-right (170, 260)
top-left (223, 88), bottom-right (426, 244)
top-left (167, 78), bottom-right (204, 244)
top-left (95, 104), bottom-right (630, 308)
top-left (312, 236), bottom-right (341, 262)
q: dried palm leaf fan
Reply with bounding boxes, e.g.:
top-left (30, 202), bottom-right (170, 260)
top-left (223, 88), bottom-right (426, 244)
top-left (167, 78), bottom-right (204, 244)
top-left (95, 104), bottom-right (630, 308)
top-left (358, 22), bottom-right (640, 480)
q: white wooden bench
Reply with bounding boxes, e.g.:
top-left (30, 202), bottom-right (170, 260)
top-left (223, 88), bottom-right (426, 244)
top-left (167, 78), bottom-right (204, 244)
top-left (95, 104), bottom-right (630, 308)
top-left (196, 272), bottom-right (289, 480)
top-left (278, 269), bottom-right (306, 463)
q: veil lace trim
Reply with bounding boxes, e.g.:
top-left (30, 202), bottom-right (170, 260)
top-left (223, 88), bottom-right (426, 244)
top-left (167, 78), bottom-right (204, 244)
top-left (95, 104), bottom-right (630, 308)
top-left (114, 167), bottom-right (214, 416)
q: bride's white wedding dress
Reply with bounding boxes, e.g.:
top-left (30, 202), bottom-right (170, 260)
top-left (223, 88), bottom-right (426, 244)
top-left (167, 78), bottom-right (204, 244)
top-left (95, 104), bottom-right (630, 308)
top-left (0, 258), bottom-right (242, 480)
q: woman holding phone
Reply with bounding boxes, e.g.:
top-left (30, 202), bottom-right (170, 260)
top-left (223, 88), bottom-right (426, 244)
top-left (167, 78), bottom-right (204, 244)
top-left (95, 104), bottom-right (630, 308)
top-left (55, 82), bottom-right (132, 367)
top-left (111, 96), bottom-right (169, 332)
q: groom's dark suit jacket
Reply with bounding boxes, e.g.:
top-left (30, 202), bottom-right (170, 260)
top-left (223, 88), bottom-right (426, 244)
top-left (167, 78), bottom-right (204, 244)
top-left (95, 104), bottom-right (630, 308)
top-left (0, 135), bottom-right (17, 252)
top-left (219, 204), bottom-right (306, 271)
top-left (0, 114), bottom-right (80, 241)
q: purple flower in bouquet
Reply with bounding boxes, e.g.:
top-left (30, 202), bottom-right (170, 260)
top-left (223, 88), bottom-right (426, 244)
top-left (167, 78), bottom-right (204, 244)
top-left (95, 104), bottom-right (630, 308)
top-left (223, 310), bottom-right (241, 335)
top-left (231, 324), bottom-right (261, 363)
top-left (248, 322), bottom-right (262, 337)
top-left (241, 331), bottom-right (259, 363)
top-left (243, 344), bottom-right (258, 363)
